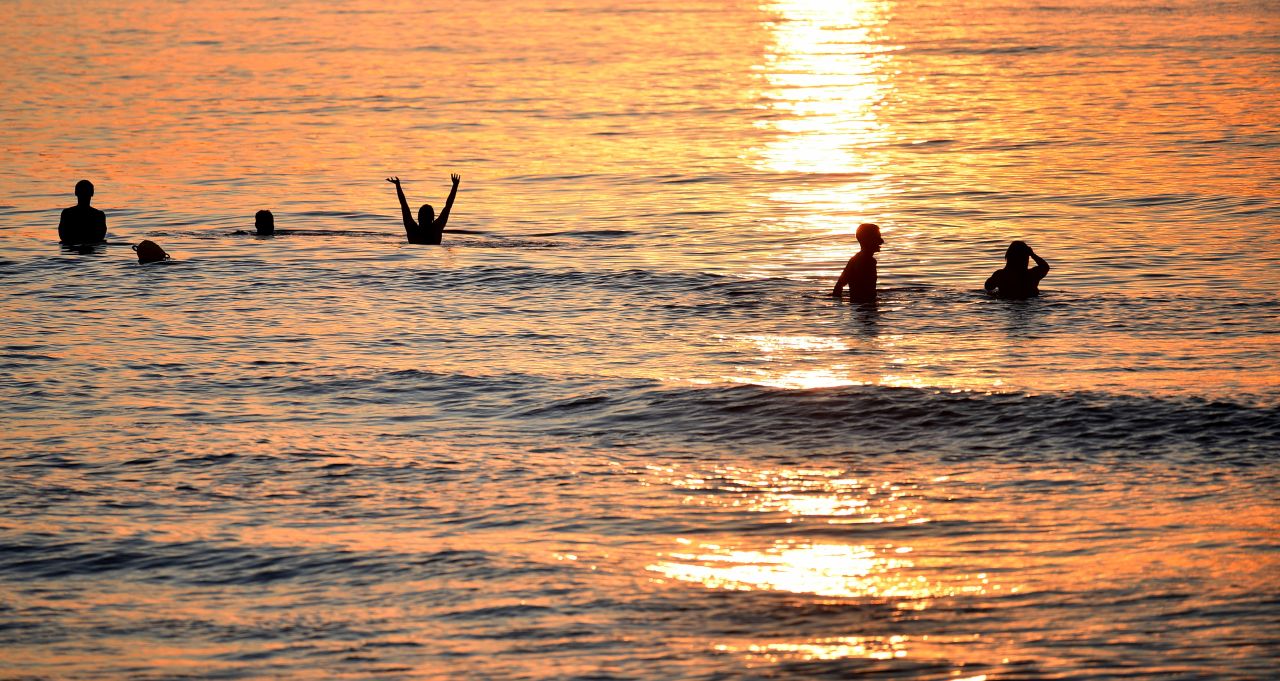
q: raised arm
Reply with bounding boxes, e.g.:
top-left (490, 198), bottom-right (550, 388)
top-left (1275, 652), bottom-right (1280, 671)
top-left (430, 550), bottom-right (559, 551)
top-left (387, 176), bottom-right (415, 231)
top-left (434, 174), bottom-right (461, 230)
top-left (1030, 249), bottom-right (1049, 272)
top-left (1029, 248), bottom-right (1050, 281)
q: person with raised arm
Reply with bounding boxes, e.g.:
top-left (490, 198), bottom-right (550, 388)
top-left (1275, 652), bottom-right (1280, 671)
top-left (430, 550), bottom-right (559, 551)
top-left (387, 174), bottom-right (460, 245)
top-left (831, 223), bottom-right (884, 303)
top-left (985, 240), bottom-right (1050, 299)
top-left (58, 180), bottom-right (108, 245)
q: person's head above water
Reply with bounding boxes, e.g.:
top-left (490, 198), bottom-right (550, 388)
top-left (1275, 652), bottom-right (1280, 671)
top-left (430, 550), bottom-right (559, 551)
top-left (1005, 240), bottom-right (1031, 269)
top-left (418, 204), bottom-right (435, 227)
top-left (133, 239), bottom-right (170, 264)
top-left (255, 209), bottom-right (275, 235)
top-left (856, 223), bottom-right (884, 254)
top-left (74, 180), bottom-right (94, 204)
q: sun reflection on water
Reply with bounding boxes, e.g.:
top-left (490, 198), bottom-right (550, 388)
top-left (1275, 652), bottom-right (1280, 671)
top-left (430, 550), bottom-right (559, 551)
top-left (647, 465), bottom-right (991, 600)
top-left (644, 464), bottom-right (1005, 664)
top-left (720, 334), bottom-right (866, 389)
top-left (666, 465), bottom-right (929, 525)
top-left (755, 0), bottom-right (895, 175)
top-left (717, 328), bottom-right (1012, 393)
top-left (713, 635), bottom-right (990, 676)
top-left (727, 334), bottom-right (851, 353)
top-left (745, 0), bottom-right (906, 287)
top-left (718, 635), bottom-right (909, 661)
top-left (650, 540), bottom-right (937, 600)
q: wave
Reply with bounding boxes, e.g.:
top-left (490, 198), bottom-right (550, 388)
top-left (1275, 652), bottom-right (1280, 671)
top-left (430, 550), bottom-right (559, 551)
top-left (513, 380), bottom-right (1280, 461)
top-left (527, 229), bottom-right (634, 239)
top-left (147, 229), bottom-right (575, 250)
top-left (444, 236), bottom-right (564, 249)
top-left (900, 43), bottom-right (1059, 56)
top-left (173, 365), bottom-right (1277, 462)
top-left (0, 535), bottom-right (541, 587)
top-left (144, 228), bottom-right (395, 239)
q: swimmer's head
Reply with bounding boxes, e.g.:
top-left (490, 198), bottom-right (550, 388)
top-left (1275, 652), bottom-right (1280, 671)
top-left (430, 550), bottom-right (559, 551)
top-left (418, 204), bottom-right (435, 227)
top-left (856, 223), bottom-right (883, 253)
top-left (1005, 240), bottom-right (1031, 268)
top-left (133, 239), bottom-right (170, 264)
top-left (74, 180), bottom-right (94, 201)
top-left (255, 209), bottom-right (275, 235)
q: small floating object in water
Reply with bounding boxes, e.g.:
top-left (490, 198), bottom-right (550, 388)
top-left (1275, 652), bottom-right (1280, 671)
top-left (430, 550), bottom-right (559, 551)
top-left (133, 240), bottom-right (171, 264)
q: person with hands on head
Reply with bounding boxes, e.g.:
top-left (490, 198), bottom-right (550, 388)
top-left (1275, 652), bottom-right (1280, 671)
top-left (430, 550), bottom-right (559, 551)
top-left (985, 240), bottom-right (1050, 299)
top-left (387, 173), bottom-right (460, 245)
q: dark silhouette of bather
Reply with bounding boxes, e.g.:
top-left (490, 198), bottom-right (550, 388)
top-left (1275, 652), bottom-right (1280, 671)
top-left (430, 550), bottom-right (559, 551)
top-left (133, 240), bottom-right (170, 264)
top-left (832, 223), bottom-right (884, 302)
top-left (255, 210), bottom-right (275, 236)
top-left (387, 174), bottom-right (460, 245)
top-left (985, 241), bottom-right (1050, 299)
top-left (58, 180), bottom-right (107, 244)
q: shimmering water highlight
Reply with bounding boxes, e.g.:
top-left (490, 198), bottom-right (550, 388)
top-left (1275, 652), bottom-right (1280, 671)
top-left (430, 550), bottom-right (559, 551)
top-left (1, 0), bottom-right (1278, 678)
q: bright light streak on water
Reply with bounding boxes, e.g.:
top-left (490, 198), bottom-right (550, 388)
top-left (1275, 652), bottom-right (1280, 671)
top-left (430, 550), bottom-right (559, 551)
top-left (0, 0), bottom-right (1277, 678)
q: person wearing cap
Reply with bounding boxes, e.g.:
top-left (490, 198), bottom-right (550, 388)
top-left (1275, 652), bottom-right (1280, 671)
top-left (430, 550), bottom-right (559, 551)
top-left (58, 180), bottom-right (107, 244)
top-left (831, 222), bottom-right (884, 302)
top-left (985, 240), bottom-right (1050, 299)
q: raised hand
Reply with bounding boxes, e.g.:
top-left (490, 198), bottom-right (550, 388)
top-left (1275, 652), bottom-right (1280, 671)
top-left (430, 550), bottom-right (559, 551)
top-left (386, 176), bottom-right (400, 185)
top-left (450, 173), bottom-right (460, 185)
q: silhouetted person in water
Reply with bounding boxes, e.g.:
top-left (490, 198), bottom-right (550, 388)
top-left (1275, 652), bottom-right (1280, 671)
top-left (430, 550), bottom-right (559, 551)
top-left (387, 174), bottom-right (460, 244)
top-left (832, 223), bottom-right (884, 302)
top-left (133, 240), bottom-right (170, 264)
top-left (985, 240), bottom-right (1050, 299)
top-left (58, 180), bottom-right (107, 244)
top-left (255, 210), bottom-right (275, 235)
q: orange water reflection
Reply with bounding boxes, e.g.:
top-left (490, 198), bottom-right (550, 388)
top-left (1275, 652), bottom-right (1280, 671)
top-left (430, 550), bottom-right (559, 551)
top-left (665, 465), bottom-right (930, 524)
top-left (720, 331), bottom-right (954, 391)
top-left (754, 0), bottom-right (894, 175)
top-left (722, 634), bottom-right (910, 661)
top-left (646, 465), bottom-right (995, 625)
top-left (650, 539), bottom-right (963, 601)
top-left (719, 334), bottom-right (865, 389)
top-left (642, 465), bottom-right (998, 665)
top-left (714, 636), bottom-right (988, 675)
top-left (644, 461), bottom-right (1280, 670)
top-left (747, 0), bottom-right (900, 281)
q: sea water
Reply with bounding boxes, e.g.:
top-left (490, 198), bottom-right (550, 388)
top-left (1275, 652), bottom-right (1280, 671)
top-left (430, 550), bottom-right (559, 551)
top-left (1, 0), bottom-right (1277, 678)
